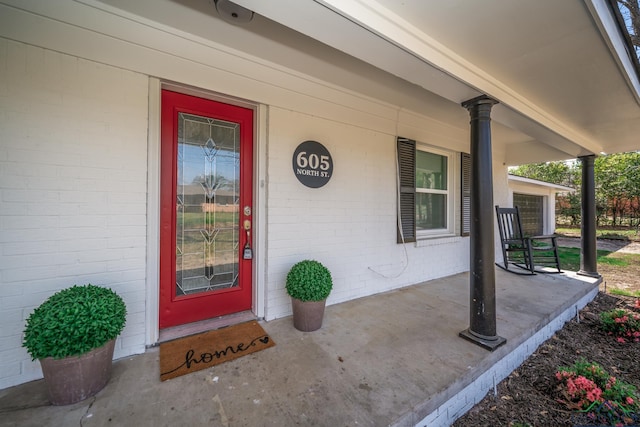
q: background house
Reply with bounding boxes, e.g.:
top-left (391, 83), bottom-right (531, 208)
top-left (508, 174), bottom-right (573, 236)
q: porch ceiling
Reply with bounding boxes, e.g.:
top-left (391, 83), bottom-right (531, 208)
top-left (9, 0), bottom-right (637, 164)
top-left (230, 0), bottom-right (640, 163)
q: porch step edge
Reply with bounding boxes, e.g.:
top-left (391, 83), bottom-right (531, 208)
top-left (412, 284), bottom-right (600, 427)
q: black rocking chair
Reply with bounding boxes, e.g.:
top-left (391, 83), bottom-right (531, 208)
top-left (495, 205), bottom-right (562, 275)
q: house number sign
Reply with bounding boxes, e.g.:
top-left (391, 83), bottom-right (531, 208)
top-left (292, 140), bottom-right (333, 188)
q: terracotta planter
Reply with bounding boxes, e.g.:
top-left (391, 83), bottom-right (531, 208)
top-left (291, 298), bottom-right (326, 332)
top-left (39, 339), bottom-right (116, 405)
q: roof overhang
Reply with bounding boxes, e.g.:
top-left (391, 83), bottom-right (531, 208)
top-left (233, 0), bottom-right (640, 163)
top-left (508, 175), bottom-right (574, 192)
top-left (1, 0), bottom-right (638, 165)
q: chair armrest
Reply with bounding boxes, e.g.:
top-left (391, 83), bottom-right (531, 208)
top-left (529, 234), bottom-right (557, 240)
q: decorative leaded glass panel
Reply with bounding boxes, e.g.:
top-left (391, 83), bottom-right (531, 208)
top-left (175, 113), bottom-right (240, 296)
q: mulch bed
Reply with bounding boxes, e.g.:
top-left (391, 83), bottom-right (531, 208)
top-left (454, 292), bottom-right (640, 426)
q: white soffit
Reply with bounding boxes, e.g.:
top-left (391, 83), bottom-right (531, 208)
top-left (585, 0), bottom-right (640, 105)
top-left (237, 0), bottom-right (638, 156)
top-left (4, 0), bottom-right (637, 158)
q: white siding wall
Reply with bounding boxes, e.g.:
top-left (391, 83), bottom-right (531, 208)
top-left (0, 40), bottom-right (148, 389)
top-left (264, 107), bottom-right (470, 320)
top-left (493, 161), bottom-right (511, 265)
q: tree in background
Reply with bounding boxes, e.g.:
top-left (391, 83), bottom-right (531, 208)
top-left (616, 0), bottom-right (639, 59)
top-left (595, 152), bottom-right (640, 227)
top-left (510, 161), bottom-right (574, 187)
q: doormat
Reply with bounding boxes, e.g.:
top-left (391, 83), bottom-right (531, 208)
top-left (159, 321), bottom-right (275, 381)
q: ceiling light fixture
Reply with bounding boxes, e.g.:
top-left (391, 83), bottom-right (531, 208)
top-left (213, 0), bottom-right (254, 24)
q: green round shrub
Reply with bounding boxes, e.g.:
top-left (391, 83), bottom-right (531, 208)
top-left (23, 284), bottom-right (127, 360)
top-left (285, 260), bottom-right (333, 302)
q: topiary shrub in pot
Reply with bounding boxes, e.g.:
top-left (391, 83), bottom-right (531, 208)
top-left (285, 260), bottom-right (332, 332)
top-left (23, 284), bottom-right (127, 405)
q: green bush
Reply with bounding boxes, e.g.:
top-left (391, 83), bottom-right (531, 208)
top-left (556, 358), bottom-right (640, 424)
top-left (285, 260), bottom-right (332, 302)
top-left (23, 284), bottom-right (127, 360)
top-left (600, 308), bottom-right (640, 343)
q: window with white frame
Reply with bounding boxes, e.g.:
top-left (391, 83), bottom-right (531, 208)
top-left (415, 148), bottom-right (451, 234)
top-left (397, 137), bottom-right (470, 242)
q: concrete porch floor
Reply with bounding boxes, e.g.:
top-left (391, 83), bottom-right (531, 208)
top-left (0, 269), bottom-right (600, 427)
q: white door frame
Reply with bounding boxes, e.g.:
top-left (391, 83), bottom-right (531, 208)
top-left (145, 78), bottom-right (267, 345)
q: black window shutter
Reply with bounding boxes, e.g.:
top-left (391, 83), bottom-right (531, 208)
top-left (397, 137), bottom-right (416, 243)
top-left (461, 152), bottom-right (471, 236)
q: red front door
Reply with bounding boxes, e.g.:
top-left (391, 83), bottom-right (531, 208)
top-left (160, 90), bottom-right (254, 329)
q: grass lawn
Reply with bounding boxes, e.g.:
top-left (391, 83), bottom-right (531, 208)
top-left (555, 246), bottom-right (632, 271)
top-left (608, 287), bottom-right (640, 297)
top-left (555, 245), bottom-right (640, 295)
top-left (556, 226), bottom-right (640, 241)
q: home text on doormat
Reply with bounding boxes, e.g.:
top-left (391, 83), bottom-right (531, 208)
top-left (160, 321), bottom-right (275, 381)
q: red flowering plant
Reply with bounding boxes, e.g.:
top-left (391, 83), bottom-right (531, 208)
top-left (600, 308), bottom-right (640, 343)
top-left (555, 359), bottom-right (639, 425)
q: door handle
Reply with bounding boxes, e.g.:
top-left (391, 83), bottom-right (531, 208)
top-left (243, 219), bottom-right (252, 259)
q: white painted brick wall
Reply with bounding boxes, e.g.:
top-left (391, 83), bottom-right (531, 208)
top-left (0, 34), bottom-right (515, 389)
top-left (264, 107), bottom-right (470, 321)
top-left (0, 40), bottom-right (148, 389)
